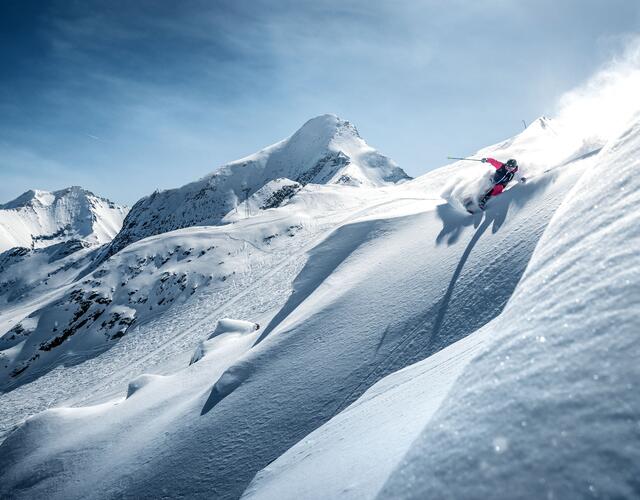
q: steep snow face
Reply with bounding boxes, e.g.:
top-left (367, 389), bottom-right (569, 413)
top-left (0, 186), bottom-right (128, 253)
top-left (243, 117), bottom-right (640, 500)
top-left (376, 115), bottom-right (640, 500)
top-left (103, 115), bottom-right (409, 261)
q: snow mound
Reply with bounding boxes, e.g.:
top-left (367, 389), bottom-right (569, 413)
top-left (208, 319), bottom-right (260, 339)
top-left (0, 186), bottom-right (128, 253)
top-left (191, 319), bottom-right (260, 365)
top-left (126, 373), bottom-right (165, 398)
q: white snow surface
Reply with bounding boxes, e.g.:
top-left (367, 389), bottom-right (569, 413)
top-left (0, 186), bottom-right (127, 253)
top-left (0, 109), bottom-right (638, 500)
top-left (243, 116), bottom-right (640, 499)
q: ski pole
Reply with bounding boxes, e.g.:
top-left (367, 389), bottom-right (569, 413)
top-left (447, 156), bottom-right (484, 162)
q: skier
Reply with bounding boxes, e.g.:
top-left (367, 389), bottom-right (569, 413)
top-left (477, 157), bottom-right (526, 209)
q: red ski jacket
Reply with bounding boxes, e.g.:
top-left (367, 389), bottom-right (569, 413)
top-left (486, 157), bottom-right (504, 169)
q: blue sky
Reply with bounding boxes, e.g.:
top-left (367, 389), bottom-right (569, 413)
top-left (1, 0), bottom-right (639, 205)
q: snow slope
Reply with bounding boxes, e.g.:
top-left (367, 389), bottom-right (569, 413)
top-left (0, 211), bottom-right (308, 391)
top-left (0, 111), bottom-right (600, 499)
top-left (100, 114), bottom-right (409, 263)
top-left (243, 116), bottom-right (640, 500)
top-left (0, 188), bottom-right (128, 391)
top-left (377, 113), bottom-right (640, 500)
top-left (0, 186), bottom-right (127, 253)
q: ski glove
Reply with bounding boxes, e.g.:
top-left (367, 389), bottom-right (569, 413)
top-left (520, 177), bottom-right (527, 183)
top-left (481, 158), bottom-right (487, 163)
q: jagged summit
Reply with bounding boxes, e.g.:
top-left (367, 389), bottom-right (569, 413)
top-left (103, 114), bottom-right (410, 261)
top-left (275, 114), bottom-right (362, 151)
top-left (0, 186), bottom-right (128, 252)
top-left (206, 113), bottom-right (402, 187)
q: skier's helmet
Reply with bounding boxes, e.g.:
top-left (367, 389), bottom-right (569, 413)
top-left (506, 159), bottom-right (518, 171)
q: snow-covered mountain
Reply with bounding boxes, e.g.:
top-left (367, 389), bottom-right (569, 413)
top-left (0, 186), bottom-right (128, 253)
top-left (101, 114), bottom-right (409, 263)
top-left (0, 115), bottom-right (409, 393)
top-left (0, 104), bottom-right (638, 500)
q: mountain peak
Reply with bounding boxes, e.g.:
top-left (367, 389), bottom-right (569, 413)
top-left (0, 186), bottom-right (128, 252)
top-left (1, 186), bottom-right (100, 210)
top-left (520, 116), bottom-right (555, 136)
top-left (257, 113), bottom-right (406, 189)
top-left (99, 115), bottom-right (410, 262)
top-left (1, 189), bottom-right (52, 210)
top-left (294, 114), bottom-right (361, 142)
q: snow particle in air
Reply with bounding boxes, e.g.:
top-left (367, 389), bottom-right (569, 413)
top-left (492, 436), bottom-right (509, 454)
